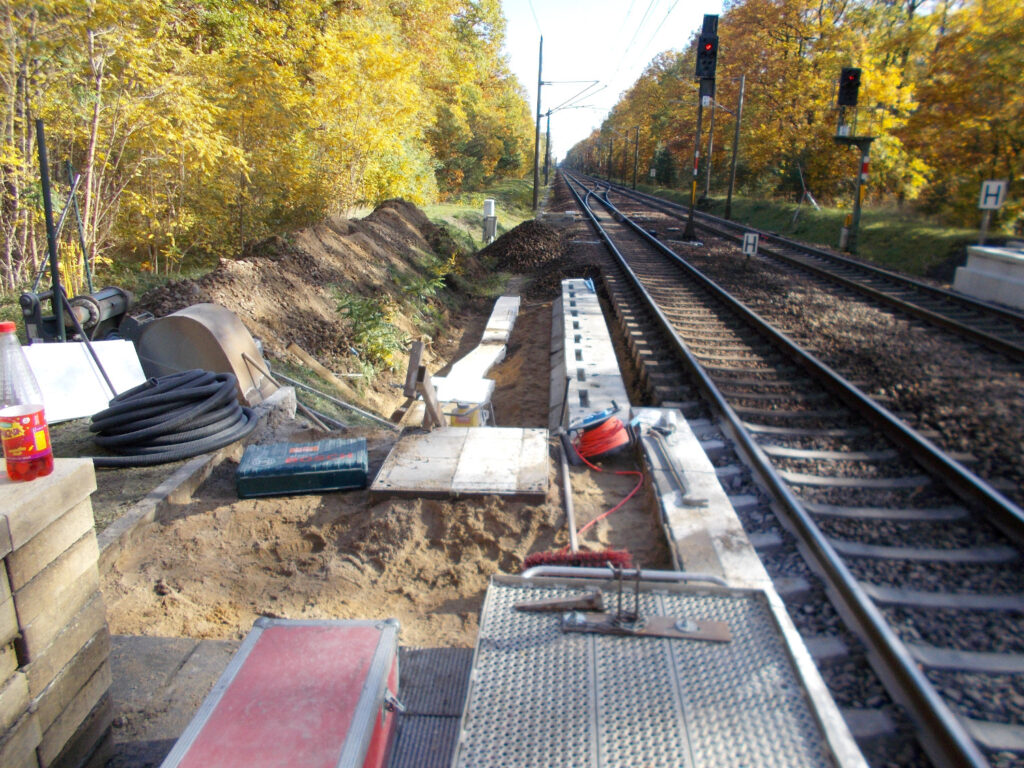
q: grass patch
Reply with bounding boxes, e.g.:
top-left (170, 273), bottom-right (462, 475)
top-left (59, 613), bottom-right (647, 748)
top-left (424, 177), bottom-right (535, 253)
top-left (635, 183), bottom-right (980, 281)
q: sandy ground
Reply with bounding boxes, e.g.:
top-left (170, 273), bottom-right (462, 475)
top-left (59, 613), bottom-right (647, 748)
top-left (100, 299), bottom-right (670, 649)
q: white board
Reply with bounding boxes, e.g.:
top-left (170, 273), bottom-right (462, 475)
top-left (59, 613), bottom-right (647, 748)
top-left (23, 340), bottom-right (147, 422)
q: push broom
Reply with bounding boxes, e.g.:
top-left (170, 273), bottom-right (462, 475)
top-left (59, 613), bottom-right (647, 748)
top-left (523, 404), bottom-right (640, 570)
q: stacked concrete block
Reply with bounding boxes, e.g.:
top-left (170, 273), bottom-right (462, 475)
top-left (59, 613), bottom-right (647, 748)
top-left (0, 459), bottom-right (111, 768)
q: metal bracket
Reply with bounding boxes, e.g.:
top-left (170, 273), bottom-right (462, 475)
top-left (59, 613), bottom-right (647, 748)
top-left (514, 590), bottom-right (604, 613)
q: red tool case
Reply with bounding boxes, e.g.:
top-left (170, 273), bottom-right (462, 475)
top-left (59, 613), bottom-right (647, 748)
top-left (159, 618), bottom-right (400, 768)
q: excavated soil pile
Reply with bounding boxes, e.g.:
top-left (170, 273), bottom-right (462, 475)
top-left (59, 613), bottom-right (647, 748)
top-left (479, 219), bottom-right (565, 270)
top-left (135, 199), bottom-right (463, 369)
top-left (480, 218), bottom-right (601, 299)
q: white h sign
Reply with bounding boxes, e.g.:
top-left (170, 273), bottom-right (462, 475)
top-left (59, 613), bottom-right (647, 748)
top-left (742, 232), bottom-right (759, 256)
top-left (978, 180), bottom-right (1007, 210)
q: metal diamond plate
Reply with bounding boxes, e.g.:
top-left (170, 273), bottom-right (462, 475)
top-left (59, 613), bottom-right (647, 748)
top-left (452, 577), bottom-right (837, 768)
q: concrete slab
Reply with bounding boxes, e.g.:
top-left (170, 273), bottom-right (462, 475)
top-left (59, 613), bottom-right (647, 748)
top-left (479, 296), bottom-right (520, 344)
top-left (0, 460), bottom-right (96, 552)
top-left (633, 407), bottom-right (771, 589)
top-left (954, 245), bottom-right (1024, 310)
top-left (561, 279), bottom-right (629, 426)
top-left (371, 428), bottom-right (548, 498)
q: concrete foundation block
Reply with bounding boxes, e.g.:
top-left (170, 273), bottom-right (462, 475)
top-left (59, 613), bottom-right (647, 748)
top-left (34, 631), bottom-right (111, 735)
top-left (25, 596), bottom-right (107, 699)
top-left (0, 711), bottom-right (42, 768)
top-left (17, 566), bottom-right (100, 665)
top-left (6, 501), bottom-right (94, 591)
top-left (0, 461), bottom-right (96, 552)
top-left (0, 670), bottom-right (29, 733)
top-left (36, 663), bottom-right (110, 768)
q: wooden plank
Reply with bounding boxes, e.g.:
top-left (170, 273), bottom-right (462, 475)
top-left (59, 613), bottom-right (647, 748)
top-left (372, 429), bottom-right (548, 498)
top-left (451, 430), bottom-right (527, 493)
top-left (371, 431), bottom-right (467, 494)
top-left (418, 367), bottom-right (445, 429)
top-left (403, 342), bottom-right (425, 398)
top-left (285, 343), bottom-right (358, 401)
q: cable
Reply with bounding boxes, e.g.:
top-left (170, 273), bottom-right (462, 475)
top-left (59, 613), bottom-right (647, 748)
top-left (88, 369), bottom-right (258, 467)
top-left (567, 420), bottom-right (645, 544)
top-left (642, 0), bottom-right (682, 53)
top-left (577, 417), bottom-right (631, 459)
top-left (527, 0), bottom-right (543, 35)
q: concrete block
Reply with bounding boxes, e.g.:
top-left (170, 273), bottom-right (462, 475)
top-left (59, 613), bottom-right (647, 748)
top-left (0, 565), bottom-right (9, 602)
top-left (0, 513), bottom-right (11, 560)
top-left (0, 596), bottom-right (17, 648)
top-left (18, 565), bottom-right (100, 665)
top-left (45, 695), bottom-right (111, 768)
top-left (0, 461), bottom-right (96, 551)
top-left (6, 500), bottom-right (94, 592)
top-left (0, 642), bottom-right (17, 680)
top-left (25, 596), bottom-right (107, 697)
top-left (0, 711), bottom-right (42, 768)
top-left (12, 531), bottom-right (99, 628)
top-left (34, 630), bottom-right (110, 734)
top-left (36, 663), bottom-right (110, 768)
top-left (0, 669), bottom-right (29, 733)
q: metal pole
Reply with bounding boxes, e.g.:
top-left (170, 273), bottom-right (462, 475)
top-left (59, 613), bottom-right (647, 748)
top-left (36, 119), bottom-right (65, 341)
top-left (725, 74), bottom-right (745, 220)
top-left (532, 36), bottom-right (543, 211)
top-left (849, 143), bottom-right (870, 255)
top-left (704, 98), bottom-right (716, 199)
top-left (544, 111), bottom-right (551, 185)
top-left (66, 160), bottom-right (94, 293)
top-left (979, 210), bottom-right (992, 246)
top-left (607, 138), bottom-right (613, 182)
top-left (682, 94), bottom-right (705, 241)
top-left (632, 126), bottom-right (639, 189)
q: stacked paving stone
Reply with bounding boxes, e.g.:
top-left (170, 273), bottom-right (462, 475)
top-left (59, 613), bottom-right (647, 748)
top-left (0, 460), bottom-right (111, 768)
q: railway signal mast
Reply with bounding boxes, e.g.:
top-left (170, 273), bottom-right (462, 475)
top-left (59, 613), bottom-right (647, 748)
top-left (683, 14), bottom-right (719, 241)
top-left (833, 67), bottom-right (874, 254)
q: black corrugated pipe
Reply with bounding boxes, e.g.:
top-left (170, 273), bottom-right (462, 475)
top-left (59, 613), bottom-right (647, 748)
top-left (89, 369), bottom-right (258, 467)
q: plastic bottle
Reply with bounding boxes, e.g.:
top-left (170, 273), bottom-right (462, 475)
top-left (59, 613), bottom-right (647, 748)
top-left (0, 321), bottom-right (53, 481)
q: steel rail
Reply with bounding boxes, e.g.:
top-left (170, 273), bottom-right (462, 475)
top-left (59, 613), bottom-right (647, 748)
top-left (593, 175), bottom-right (1024, 362)
top-left (563, 172), bottom-right (996, 768)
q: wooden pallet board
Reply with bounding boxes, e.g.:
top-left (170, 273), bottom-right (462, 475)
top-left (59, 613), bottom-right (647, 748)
top-left (370, 428), bottom-right (548, 498)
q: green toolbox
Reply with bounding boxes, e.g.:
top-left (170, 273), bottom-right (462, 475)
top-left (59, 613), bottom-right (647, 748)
top-left (236, 437), bottom-right (369, 498)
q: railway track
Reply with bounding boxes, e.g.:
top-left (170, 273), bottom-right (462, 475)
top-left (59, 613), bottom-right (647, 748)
top-left (596, 177), bottom-right (1024, 364)
top-left (561, 171), bottom-right (1024, 768)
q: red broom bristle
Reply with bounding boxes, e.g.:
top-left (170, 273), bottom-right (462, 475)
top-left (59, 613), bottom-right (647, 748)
top-left (522, 548), bottom-right (633, 571)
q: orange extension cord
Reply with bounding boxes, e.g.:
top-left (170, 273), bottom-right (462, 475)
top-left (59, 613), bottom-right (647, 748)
top-left (567, 418), bottom-right (645, 545)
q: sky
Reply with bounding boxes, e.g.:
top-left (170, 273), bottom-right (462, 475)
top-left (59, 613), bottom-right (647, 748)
top-left (500, 0), bottom-right (724, 162)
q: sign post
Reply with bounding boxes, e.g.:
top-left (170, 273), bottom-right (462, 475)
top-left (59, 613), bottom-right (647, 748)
top-left (977, 180), bottom-right (1007, 246)
top-left (742, 232), bottom-right (759, 259)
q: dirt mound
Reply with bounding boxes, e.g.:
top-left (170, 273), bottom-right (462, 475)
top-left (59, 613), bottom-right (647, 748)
top-left (478, 220), bottom-right (564, 271)
top-left (134, 200), bottom-right (461, 364)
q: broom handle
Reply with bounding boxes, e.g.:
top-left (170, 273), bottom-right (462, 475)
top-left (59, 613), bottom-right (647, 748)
top-left (559, 439), bottom-right (579, 553)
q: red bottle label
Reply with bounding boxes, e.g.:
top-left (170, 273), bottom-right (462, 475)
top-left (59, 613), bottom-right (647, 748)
top-left (1, 405), bottom-right (52, 461)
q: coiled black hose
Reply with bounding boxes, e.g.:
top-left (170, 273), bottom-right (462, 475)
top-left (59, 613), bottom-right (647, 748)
top-left (89, 369), bottom-right (258, 467)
